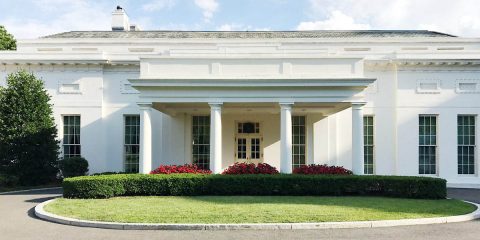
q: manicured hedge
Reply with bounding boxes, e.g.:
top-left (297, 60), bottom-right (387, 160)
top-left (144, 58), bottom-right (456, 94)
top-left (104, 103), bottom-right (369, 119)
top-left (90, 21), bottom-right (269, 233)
top-left (62, 174), bottom-right (446, 199)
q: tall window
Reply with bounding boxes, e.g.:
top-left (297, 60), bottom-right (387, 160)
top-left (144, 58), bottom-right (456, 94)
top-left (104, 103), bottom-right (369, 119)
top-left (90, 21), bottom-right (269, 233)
top-left (363, 116), bottom-right (374, 174)
top-left (124, 115), bottom-right (140, 173)
top-left (458, 115), bottom-right (476, 175)
top-left (63, 115), bottom-right (81, 158)
top-left (419, 115), bottom-right (437, 174)
top-left (192, 116), bottom-right (210, 170)
top-left (292, 116), bottom-right (306, 169)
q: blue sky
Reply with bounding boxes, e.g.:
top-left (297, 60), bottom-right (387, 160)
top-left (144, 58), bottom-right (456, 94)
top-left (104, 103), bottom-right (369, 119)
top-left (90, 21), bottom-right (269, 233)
top-left (1, 0), bottom-right (479, 39)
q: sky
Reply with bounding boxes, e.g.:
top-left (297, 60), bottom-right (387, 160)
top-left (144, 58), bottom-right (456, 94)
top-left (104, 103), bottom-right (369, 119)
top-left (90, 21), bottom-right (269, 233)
top-left (1, 0), bottom-right (480, 39)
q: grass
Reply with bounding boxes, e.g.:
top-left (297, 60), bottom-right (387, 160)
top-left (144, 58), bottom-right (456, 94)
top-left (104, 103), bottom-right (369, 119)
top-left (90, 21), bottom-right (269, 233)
top-left (44, 196), bottom-right (476, 224)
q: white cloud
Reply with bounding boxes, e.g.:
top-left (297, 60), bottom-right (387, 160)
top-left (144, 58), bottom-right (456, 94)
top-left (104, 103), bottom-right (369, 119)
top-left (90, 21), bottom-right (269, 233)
top-left (216, 23), bottom-right (270, 31)
top-left (217, 23), bottom-right (243, 31)
top-left (2, 1), bottom-right (111, 39)
top-left (142, 0), bottom-right (176, 12)
top-left (297, 10), bottom-right (370, 30)
top-left (303, 0), bottom-right (480, 37)
top-left (194, 0), bottom-right (218, 22)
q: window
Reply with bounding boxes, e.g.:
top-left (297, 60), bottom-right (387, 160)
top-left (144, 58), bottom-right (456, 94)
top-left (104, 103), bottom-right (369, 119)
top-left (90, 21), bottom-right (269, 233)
top-left (124, 115), bottom-right (140, 173)
top-left (63, 115), bottom-right (81, 158)
top-left (192, 116), bottom-right (210, 170)
top-left (458, 115), bottom-right (476, 175)
top-left (363, 116), bottom-right (374, 174)
top-left (292, 116), bottom-right (306, 169)
top-left (419, 115), bottom-right (437, 174)
top-left (237, 122), bottom-right (259, 134)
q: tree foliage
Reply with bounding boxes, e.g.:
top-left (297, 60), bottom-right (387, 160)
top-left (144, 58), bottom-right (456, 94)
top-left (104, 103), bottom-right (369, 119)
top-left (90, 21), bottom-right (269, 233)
top-left (0, 70), bottom-right (59, 185)
top-left (0, 25), bottom-right (16, 50)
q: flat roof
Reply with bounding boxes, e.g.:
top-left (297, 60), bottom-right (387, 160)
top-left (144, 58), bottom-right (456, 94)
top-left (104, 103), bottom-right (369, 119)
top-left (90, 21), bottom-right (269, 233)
top-left (42, 30), bottom-right (456, 39)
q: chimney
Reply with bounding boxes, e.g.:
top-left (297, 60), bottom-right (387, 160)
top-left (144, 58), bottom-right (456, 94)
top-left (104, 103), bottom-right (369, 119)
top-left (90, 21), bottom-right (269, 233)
top-left (111, 6), bottom-right (130, 31)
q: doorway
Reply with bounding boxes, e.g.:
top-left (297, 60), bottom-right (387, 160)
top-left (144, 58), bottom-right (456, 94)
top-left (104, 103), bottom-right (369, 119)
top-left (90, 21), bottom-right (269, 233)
top-left (235, 122), bottom-right (263, 164)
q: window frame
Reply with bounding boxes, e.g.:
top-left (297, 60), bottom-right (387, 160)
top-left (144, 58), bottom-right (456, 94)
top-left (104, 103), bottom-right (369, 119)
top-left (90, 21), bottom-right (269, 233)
top-left (234, 121), bottom-right (263, 161)
top-left (363, 115), bottom-right (375, 175)
top-left (123, 115), bottom-right (140, 173)
top-left (292, 115), bottom-right (307, 170)
top-left (457, 115), bottom-right (477, 175)
top-left (62, 115), bottom-right (81, 158)
top-left (418, 115), bottom-right (438, 175)
top-left (192, 115), bottom-right (210, 170)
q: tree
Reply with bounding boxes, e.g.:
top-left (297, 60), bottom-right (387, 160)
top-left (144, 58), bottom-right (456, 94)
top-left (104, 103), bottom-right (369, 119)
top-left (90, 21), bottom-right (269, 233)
top-left (0, 70), bottom-right (59, 185)
top-left (0, 25), bottom-right (16, 50)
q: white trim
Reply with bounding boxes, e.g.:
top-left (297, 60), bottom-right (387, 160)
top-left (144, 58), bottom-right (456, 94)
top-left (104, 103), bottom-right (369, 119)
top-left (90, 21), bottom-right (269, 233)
top-left (120, 80), bottom-right (139, 94)
top-left (416, 79), bottom-right (441, 94)
top-left (58, 80), bottom-right (82, 94)
top-left (455, 79), bottom-right (480, 94)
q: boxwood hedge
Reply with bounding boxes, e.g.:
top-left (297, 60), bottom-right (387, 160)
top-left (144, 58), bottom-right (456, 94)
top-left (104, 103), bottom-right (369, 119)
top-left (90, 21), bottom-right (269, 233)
top-left (62, 174), bottom-right (447, 199)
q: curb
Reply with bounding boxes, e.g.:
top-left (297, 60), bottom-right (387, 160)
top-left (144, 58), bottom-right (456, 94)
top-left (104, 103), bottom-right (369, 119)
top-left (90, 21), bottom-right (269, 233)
top-left (0, 187), bottom-right (62, 195)
top-left (35, 199), bottom-right (480, 230)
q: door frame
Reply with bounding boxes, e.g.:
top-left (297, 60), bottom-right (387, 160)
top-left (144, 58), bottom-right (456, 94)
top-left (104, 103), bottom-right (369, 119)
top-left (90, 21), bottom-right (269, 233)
top-left (234, 121), bottom-right (263, 163)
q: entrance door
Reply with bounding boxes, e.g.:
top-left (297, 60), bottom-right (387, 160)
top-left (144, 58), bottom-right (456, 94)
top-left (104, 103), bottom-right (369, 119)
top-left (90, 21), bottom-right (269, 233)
top-left (235, 122), bottom-right (263, 164)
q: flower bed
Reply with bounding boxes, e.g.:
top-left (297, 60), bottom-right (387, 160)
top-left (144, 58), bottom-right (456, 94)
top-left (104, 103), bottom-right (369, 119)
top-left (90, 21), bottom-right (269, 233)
top-left (62, 174), bottom-right (447, 199)
top-left (293, 164), bottom-right (352, 175)
top-left (150, 164), bottom-right (211, 174)
top-left (222, 163), bottom-right (278, 174)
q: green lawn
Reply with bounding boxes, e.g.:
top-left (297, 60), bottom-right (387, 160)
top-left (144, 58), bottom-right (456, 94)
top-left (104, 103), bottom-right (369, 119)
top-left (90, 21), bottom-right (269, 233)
top-left (44, 196), bottom-right (476, 224)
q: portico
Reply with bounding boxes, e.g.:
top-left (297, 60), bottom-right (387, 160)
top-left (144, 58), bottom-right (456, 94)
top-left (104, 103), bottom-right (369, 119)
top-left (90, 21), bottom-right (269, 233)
top-left (132, 78), bottom-right (372, 174)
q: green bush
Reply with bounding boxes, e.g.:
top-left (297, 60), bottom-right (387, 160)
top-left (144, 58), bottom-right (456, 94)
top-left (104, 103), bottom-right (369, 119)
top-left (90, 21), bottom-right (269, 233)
top-left (0, 173), bottom-right (19, 187)
top-left (59, 157), bottom-right (89, 178)
top-left (63, 174), bottom-right (447, 199)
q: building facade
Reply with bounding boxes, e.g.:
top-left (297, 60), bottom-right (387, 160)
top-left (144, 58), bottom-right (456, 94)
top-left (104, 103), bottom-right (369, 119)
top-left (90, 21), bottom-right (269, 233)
top-left (1, 9), bottom-right (480, 187)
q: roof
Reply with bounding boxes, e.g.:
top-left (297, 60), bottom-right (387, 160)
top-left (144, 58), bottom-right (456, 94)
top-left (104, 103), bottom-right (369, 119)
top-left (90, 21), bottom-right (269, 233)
top-left (41, 30), bottom-right (456, 39)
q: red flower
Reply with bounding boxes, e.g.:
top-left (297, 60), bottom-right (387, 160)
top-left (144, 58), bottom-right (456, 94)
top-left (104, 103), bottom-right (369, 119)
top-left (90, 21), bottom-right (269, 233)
top-left (150, 164), bottom-right (212, 174)
top-left (293, 164), bottom-right (353, 175)
top-left (222, 162), bottom-right (279, 174)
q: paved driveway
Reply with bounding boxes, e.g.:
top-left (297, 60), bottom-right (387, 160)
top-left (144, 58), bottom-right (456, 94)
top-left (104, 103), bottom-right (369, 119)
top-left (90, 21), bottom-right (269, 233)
top-left (0, 188), bottom-right (479, 240)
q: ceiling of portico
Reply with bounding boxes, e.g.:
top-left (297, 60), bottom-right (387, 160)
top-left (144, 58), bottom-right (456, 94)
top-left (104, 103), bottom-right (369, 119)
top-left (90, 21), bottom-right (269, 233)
top-left (152, 102), bottom-right (351, 116)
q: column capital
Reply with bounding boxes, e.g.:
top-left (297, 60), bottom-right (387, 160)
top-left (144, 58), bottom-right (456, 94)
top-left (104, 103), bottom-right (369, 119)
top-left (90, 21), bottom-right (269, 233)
top-left (279, 102), bottom-right (294, 109)
top-left (137, 102), bottom-right (153, 109)
top-left (208, 102), bottom-right (223, 109)
top-left (351, 102), bottom-right (366, 110)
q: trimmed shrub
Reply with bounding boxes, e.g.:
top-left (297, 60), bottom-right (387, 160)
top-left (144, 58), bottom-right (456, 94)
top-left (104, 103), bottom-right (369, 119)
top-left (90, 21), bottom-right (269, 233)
top-left (0, 173), bottom-right (19, 187)
top-left (150, 164), bottom-right (211, 174)
top-left (293, 164), bottom-right (353, 175)
top-left (222, 163), bottom-right (279, 174)
top-left (59, 157), bottom-right (89, 178)
top-left (91, 172), bottom-right (126, 176)
top-left (63, 174), bottom-right (447, 199)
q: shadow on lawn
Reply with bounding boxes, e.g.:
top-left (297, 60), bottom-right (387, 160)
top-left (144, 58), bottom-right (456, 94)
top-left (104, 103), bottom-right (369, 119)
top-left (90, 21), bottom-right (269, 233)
top-left (156, 195), bottom-right (475, 216)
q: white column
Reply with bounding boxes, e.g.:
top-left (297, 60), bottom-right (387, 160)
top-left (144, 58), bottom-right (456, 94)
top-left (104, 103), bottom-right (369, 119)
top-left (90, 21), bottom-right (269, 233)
top-left (280, 103), bottom-right (293, 174)
top-left (209, 103), bottom-right (223, 174)
top-left (352, 103), bottom-right (365, 175)
top-left (139, 103), bottom-right (153, 174)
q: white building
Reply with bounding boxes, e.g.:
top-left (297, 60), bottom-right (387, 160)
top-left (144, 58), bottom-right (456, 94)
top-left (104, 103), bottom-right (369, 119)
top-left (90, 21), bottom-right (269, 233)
top-left (1, 8), bottom-right (480, 187)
